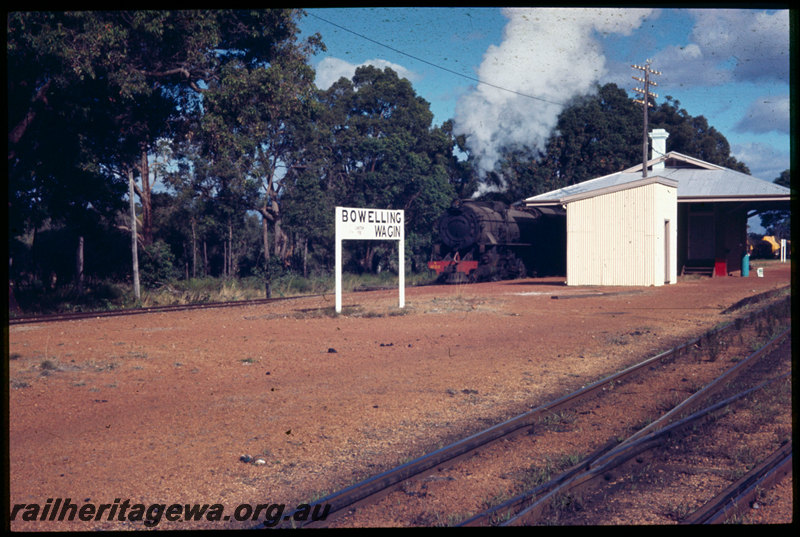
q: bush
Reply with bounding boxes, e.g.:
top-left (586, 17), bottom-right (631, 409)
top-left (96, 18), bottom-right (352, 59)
top-left (751, 240), bottom-right (775, 259)
top-left (139, 240), bottom-right (178, 288)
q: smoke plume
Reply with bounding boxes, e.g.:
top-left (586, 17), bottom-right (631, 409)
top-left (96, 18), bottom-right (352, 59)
top-left (454, 8), bottom-right (652, 188)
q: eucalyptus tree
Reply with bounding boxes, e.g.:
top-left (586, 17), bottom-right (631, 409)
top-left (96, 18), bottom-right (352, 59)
top-left (8, 10), bottom-right (319, 295)
top-left (194, 24), bottom-right (323, 294)
top-left (484, 83), bottom-right (642, 205)
top-left (484, 83), bottom-right (750, 205)
top-left (758, 170), bottom-right (791, 240)
top-left (440, 119), bottom-right (480, 200)
top-left (649, 96), bottom-right (750, 173)
top-left (309, 65), bottom-right (457, 272)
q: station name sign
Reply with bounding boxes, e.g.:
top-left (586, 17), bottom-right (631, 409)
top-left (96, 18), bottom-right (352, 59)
top-left (334, 206), bottom-right (405, 312)
top-left (335, 207), bottom-right (404, 240)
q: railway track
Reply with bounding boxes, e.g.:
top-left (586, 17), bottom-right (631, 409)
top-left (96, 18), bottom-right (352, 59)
top-left (9, 282), bottom-right (782, 327)
top-left (7, 294), bottom-right (328, 325)
top-left (486, 335), bottom-right (791, 525)
top-left (7, 283), bottom-right (413, 326)
top-left (271, 294), bottom-right (791, 527)
top-left (681, 441), bottom-right (792, 525)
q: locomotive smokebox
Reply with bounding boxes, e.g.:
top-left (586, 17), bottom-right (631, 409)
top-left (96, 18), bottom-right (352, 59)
top-left (429, 199), bottom-right (566, 283)
top-left (438, 200), bottom-right (526, 251)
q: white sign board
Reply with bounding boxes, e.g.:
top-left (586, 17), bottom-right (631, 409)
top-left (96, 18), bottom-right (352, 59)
top-left (335, 207), bottom-right (404, 313)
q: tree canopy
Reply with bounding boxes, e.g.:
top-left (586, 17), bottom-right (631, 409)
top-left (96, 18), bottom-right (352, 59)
top-left (650, 96), bottom-right (749, 174)
top-left (8, 13), bottom-right (761, 300)
top-left (8, 10), bottom-right (318, 240)
top-left (469, 83), bottom-right (752, 205)
top-left (284, 65), bottom-right (457, 272)
top-left (758, 170), bottom-right (791, 239)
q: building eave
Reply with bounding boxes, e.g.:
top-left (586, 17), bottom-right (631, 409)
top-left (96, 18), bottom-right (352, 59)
top-left (559, 176), bottom-right (678, 204)
top-left (678, 195), bottom-right (792, 203)
top-left (623, 151), bottom-right (723, 173)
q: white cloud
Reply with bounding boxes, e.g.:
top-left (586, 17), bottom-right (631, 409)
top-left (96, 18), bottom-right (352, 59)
top-left (454, 7), bottom-right (653, 179)
top-left (314, 57), bottom-right (420, 89)
top-left (654, 9), bottom-right (790, 86)
top-left (689, 9), bottom-right (790, 83)
top-left (654, 43), bottom-right (732, 86)
top-left (735, 95), bottom-right (790, 134)
top-left (732, 141), bottom-right (789, 182)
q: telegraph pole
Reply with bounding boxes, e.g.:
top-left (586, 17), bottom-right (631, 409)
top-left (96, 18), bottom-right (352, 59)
top-left (128, 169), bottom-right (141, 302)
top-left (632, 60), bottom-right (660, 178)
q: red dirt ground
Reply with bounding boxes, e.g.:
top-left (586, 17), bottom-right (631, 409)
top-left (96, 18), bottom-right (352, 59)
top-left (7, 261), bottom-right (792, 529)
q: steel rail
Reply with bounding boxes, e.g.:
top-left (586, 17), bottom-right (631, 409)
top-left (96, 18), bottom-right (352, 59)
top-left (7, 293), bottom-right (330, 325)
top-left (681, 442), bottom-right (792, 525)
top-left (283, 338), bottom-right (693, 528)
top-left (274, 297), bottom-right (790, 528)
top-left (11, 282), bottom-right (787, 326)
top-left (460, 327), bottom-right (790, 526)
top-left (616, 326), bottom-right (791, 447)
top-left (7, 279), bottom-right (436, 326)
top-left (458, 439), bottom-right (620, 527)
top-left (501, 371), bottom-right (792, 526)
top-left (7, 280), bottom-right (442, 325)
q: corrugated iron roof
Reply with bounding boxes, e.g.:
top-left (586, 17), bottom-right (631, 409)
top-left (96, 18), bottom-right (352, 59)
top-left (524, 152), bottom-right (791, 205)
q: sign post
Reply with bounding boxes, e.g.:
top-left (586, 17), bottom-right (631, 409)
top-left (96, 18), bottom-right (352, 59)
top-left (335, 207), bottom-right (405, 313)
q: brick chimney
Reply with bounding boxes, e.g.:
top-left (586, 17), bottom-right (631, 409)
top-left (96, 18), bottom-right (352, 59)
top-left (649, 129), bottom-right (669, 172)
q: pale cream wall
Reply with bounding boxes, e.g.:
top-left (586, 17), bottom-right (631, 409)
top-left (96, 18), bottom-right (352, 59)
top-left (566, 181), bottom-right (677, 286)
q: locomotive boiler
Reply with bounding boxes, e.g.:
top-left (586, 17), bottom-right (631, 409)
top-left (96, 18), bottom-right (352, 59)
top-left (428, 200), bottom-right (566, 283)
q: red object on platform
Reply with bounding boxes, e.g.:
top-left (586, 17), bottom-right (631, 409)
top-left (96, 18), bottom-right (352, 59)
top-left (714, 260), bottom-right (727, 277)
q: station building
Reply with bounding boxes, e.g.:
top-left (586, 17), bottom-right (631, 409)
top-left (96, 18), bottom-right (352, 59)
top-left (523, 129), bottom-right (791, 286)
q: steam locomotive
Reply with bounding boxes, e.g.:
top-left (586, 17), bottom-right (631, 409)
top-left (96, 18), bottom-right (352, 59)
top-left (428, 200), bottom-right (566, 284)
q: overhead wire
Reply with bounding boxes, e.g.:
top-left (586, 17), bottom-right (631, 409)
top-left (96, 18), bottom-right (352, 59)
top-left (307, 11), bottom-right (565, 107)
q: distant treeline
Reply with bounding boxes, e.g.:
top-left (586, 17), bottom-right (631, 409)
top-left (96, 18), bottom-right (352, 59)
top-left (9, 10), bottom-right (785, 304)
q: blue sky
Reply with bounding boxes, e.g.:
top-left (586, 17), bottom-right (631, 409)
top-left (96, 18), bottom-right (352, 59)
top-left (298, 7), bottom-right (790, 184)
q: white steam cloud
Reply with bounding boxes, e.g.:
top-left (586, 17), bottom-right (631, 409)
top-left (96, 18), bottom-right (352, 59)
top-left (454, 8), bottom-right (652, 187)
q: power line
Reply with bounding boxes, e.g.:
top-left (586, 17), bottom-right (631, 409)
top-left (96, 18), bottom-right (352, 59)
top-left (307, 12), bottom-right (565, 107)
